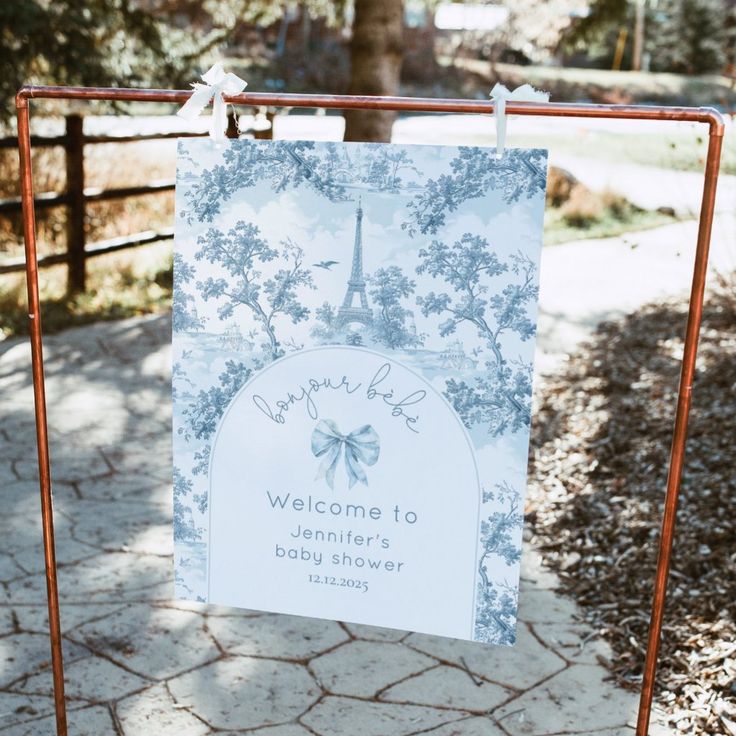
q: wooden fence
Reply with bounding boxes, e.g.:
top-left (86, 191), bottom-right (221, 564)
top-left (0, 112), bottom-right (272, 293)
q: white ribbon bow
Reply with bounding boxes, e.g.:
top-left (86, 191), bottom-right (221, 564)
top-left (177, 63), bottom-right (247, 142)
top-left (490, 83), bottom-right (549, 158)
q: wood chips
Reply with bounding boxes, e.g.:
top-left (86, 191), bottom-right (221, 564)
top-left (527, 284), bottom-right (736, 733)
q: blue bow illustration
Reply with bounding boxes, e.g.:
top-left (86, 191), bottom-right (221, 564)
top-left (311, 419), bottom-right (380, 490)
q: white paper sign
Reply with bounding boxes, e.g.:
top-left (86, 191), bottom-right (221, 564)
top-left (173, 139), bottom-right (548, 645)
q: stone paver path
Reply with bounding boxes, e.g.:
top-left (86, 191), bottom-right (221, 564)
top-left (1, 310), bottom-right (671, 735)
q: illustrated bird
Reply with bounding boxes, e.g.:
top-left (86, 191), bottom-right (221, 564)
top-left (313, 260), bottom-right (339, 270)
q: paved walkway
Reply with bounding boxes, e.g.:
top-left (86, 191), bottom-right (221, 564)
top-left (4, 223), bottom-right (720, 734)
top-left (0, 314), bottom-right (664, 736)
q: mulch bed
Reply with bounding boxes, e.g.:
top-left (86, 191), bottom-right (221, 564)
top-left (527, 282), bottom-right (736, 734)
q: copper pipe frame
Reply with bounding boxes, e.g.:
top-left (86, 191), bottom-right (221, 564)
top-left (14, 86), bottom-right (725, 736)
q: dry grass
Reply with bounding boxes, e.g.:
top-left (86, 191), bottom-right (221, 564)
top-left (0, 242), bottom-right (172, 339)
top-left (0, 132), bottom-right (177, 339)
top-left (545, 167), bottom-right (677, 244)
top-left (0, 135), bottom-right (175, 261)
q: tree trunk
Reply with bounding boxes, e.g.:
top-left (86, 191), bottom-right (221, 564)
top-left (343, 0), bottom-right (404, 143)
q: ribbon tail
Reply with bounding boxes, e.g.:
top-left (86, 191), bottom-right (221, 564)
top-left (344, 445), bottom-right (368, 489)
top-left (510, 84), bottom-right (549, 104)
top-left (211, 93), bottom-right (228, 142)
top-left (494, 97), bottom-right (507, 158)
top-left (315, 443), bottom-right (341, 490)
top-left (177, 85), bottom-right (214, 122)
top-left (491, 82), bottom-right (549, 158)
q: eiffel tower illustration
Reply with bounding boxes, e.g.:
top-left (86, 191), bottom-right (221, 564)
top-left (336, 198), bottom-right (373, 328)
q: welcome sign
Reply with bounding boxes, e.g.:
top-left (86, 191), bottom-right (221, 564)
top-left (173, 138), bottom-right (548, 645)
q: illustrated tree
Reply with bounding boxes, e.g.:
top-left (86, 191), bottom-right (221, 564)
top-left (185, 141), bottom-right (352, 223)
top-left (195, 221), bottom-right (314, 361)
top-left (343, 0), bottom-right (405, 142)
top-left (416, 235), bottom-right (537, 435)
top-left (180, 359), bottom-right (253, 477)
top-left (474, 482), bottom-right (523, 645)
top-left (362, 148), bottom-right (421, 192)
top-left (388, 149), bottom-right (422, 188)
top-left (368, 266), bottom-right (422, 349)
top-left (184, 141), bottom-right (421, 225)
top-left (405, 147), bottom-right (547, 236)
top-left (311, 301), bottom-right (339, 343)
top-left (173, 253), bottom-right (205, 333)
top-left (173, 466), bottom-right (201, 542)
top-left (172, 361), bottom-right (195, 402)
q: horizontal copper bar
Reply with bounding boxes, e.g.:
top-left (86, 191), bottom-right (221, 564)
top-left (16, 86), bottom-right (726, 134)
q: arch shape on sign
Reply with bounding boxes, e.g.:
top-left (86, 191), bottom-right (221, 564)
top-left (207, 345), bottom-right (482, 640)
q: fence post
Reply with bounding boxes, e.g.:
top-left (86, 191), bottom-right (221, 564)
top-left (65, 115), bottom-right (85, 294)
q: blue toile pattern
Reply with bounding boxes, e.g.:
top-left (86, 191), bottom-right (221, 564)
top-left (173, 138), bottom-right (547, 644)
top-left (475, 483), bottom-right (524, 645)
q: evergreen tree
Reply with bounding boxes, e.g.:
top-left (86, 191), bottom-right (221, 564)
top-left (565, 0), bottom-right (729, 73)
top-left (649, 0), bottom-right (727, 74)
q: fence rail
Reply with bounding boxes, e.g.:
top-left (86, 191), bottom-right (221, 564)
top-left (0, 114), bottom-right (254, 292)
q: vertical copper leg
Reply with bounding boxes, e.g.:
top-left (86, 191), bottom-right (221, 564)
top-left (635, 126), bottom-right (724, 735)
top-left (16, 97), bottom-right (68, 736)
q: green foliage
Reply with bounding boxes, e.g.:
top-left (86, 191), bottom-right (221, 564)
top-left (565, 0), bottom-right (732, 74)
top-left (0, 0), bottom-right (222, 124)
top-left (1, 0), bottom-right (357, 125)
top-left (648, 0), bottom-right (729, 74)
top-left (0, 249), bottom-right (172, 339)
top-left (564, 0), bottom-right (629, 47)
